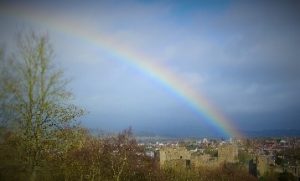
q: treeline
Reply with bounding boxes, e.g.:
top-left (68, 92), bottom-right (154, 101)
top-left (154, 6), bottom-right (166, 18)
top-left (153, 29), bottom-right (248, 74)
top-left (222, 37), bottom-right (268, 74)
top-left (0, 127), bottom-right (257, 181)
top-left (0, 127), bottom-right (156, 180)
top-left (0, 32), bottom-right (256, 181)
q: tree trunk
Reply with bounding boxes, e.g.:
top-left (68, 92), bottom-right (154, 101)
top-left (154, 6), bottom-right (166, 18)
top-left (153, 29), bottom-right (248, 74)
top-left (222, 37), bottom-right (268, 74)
top-left (30, 166), bottom-right (37, 181)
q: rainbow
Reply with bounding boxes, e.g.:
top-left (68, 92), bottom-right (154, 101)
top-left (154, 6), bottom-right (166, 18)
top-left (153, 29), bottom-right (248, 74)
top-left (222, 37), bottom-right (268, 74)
top-left (0, 4), bottom-right (241, 138)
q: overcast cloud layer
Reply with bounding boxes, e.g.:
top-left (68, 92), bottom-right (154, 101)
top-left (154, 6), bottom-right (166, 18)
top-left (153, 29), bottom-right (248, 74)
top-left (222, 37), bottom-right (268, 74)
top-left (1, 0), bottom-right (300, 137)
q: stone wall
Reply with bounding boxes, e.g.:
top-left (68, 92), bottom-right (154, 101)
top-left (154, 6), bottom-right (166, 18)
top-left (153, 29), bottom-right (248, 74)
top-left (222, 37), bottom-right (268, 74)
top-left (218, 144), bottom-right (239, 163)
top-left (191, 154), bottom-right (219, 168)
top-left (159, 147), bottom-right (191, 167)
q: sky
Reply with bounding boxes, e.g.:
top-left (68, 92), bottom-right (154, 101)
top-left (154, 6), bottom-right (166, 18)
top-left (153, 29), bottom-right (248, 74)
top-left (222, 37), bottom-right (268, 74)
top-left (0, 0), bottom-right (300, 137)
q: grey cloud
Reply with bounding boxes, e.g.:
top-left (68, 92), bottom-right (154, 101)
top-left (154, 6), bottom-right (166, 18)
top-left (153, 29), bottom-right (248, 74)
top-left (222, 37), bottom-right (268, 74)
top-left (1, 0), bottom-right (299, 135)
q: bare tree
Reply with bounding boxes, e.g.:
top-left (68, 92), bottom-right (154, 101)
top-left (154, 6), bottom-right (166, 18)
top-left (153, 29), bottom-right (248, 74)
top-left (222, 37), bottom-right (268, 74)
top-left (0, 32), bottom-right (84, 181)
top-left (101, 128), bottom-right (138, 181)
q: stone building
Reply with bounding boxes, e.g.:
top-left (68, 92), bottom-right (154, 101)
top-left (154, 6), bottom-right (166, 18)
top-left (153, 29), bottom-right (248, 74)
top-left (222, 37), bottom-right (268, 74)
top-left (286, 164), bottom-right (300, 178)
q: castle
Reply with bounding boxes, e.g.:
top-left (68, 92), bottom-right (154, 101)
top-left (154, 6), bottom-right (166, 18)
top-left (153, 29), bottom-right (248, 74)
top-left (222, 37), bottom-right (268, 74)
top-left (159, 144), bottom-right (238, 169)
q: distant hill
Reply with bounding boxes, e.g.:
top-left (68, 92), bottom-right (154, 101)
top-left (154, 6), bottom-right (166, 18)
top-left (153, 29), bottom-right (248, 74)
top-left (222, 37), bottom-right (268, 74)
top-left (87, 127), bottom-right (300, 139)
top-left (134, 129), bottom-right (300, 139)
top-left (242, 129), bottom-right (300, 137)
